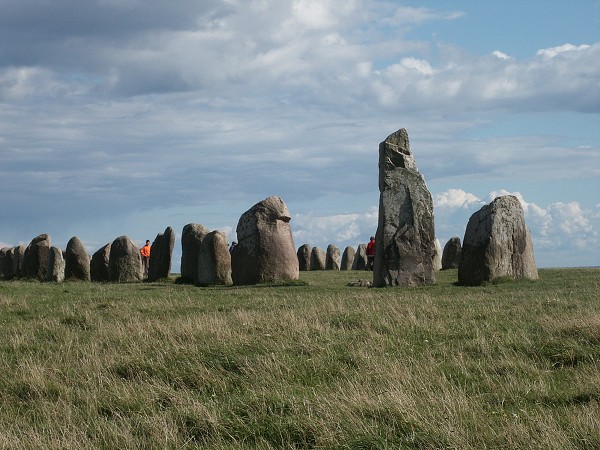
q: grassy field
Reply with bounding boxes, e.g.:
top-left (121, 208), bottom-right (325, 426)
top-left (0, 268), bottom-right (599, 449)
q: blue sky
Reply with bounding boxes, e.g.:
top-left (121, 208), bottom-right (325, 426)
top-left (1, 0), bottom-right (599, 270)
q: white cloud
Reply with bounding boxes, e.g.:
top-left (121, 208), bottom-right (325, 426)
top-left (536, 43), bottom-right (591, 58)
top-left (434, 189), bottom-right (483, 209)
top-left (492, 50), bottom-right (511, 60)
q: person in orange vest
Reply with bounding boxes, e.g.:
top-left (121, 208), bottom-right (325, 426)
top-left (140, 240), bottom-right (151, 276)
top-left (366, 236), bottom-right (375, 270)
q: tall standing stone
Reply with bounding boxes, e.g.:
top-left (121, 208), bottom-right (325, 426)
top-left (45, 246), bottom-right (65, 282)
top-left (91, 243), bottom-right (111, 282)
top-left (297, 244), bottom-right (312, 271)
top-left (198, 230), bottom-right (232, 286)
top-left (108, 236), bottom-right (142, 283)
top-left (180, 224), bottom-right (209, 284)
top-left (433, 238), bottom-right (442, 272)
top-left (441, 237), bottom-right (462, 270)
top-left (374, 129), bottom-right (436, 287)
top-left (325, 244), bottom-right (341, 270)
top-left (0, 248), bottom-right (9, 279)
top-left (458, 195), bottom-right (539, 286)
top-left (352, 244), bottom-right (368, 270)
top-left (64, 236), bottom-right (91, 281)
top-left (341, 246), bottom-right (355, 270)
top-left (148, 227), bottom-right (175, 282)
top-left (310, 247), bottom-right (326, 270)
top-left (231, 196), bottom-right (299, 285)
top-left (23, 234), bottom-right (51, 281)
top-left (12, 245), bottom-right (26, 278)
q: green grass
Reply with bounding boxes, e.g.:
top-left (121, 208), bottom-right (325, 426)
top-left (0, 268), bottom-right (599, 449)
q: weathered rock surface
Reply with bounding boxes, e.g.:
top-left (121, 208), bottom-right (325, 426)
top-left (433, 238), bottom-right (442, 272)
top-left (341, 246), bottom-right (355, 271)
top-left (441, 237), bottom-right (462, 270)
top-left (108, 236), bottom-right (142, 283)
top-left (23, 234), bottom-right (51, 280)
top-left (373, 129), bottom-right (436, 287)
top-left (352, 244), bottom-right (368, 270)
top-left (310, 247), bottom-right (326, 270)
top-left (180, 224), bottom-right (209, 284)
top-left (0, 247), bottom-right (10, 279)
top-left (12, 245), bottom-right (26, 278)
top-left (64, 236), bottom-right (91, 281)
top-left (91, 243), bottom-right (111, 282)
top-left (45, 246), bottom-right (65, 282)
top-left (297, 244), bottom-right (312, 271)
top-left (458, 195), bottom-right (539, 286)
top-left (326, 244), bottom-right (341, 270)
top-left (148, 226), bottom-right (175, 282)
top-left (198, 230), bottom-right (232, 286)
top-left (231, 196), bottom-right (299, 285)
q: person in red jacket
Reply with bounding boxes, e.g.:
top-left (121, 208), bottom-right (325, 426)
top-left (140, 240), bottom-right (151, 276)
top-left (366, 236), bottom-right (375, 270)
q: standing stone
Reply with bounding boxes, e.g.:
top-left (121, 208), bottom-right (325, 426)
top-left (352, 244), bottom-right (368, 270)
top-left (325, 244), bottom-right (341, 270)
top-left (441, 237), bottom-right (462, 270)
top-left (310, 247), bottom-right (326, 270)
top-left (433, 238), bottom-right (442, 272)
top-left (458, 195), bottom-right (539, 286)
top-left (45, 246), bottom-right (65, 282)
top-left (108, 236), bottom-right (142, 283)
top-left (374, 129), bottom-right (436, 287)
top-left (231, 196), bottom-right (299, 285)
top-left (180, 224), bottom-right (209, 284)
top-left (12, 245), bottom-right (26, 278)
top-left (0, 248), bottom-right (9, 279)
top-left (148, 226), bottom-right (175, 282)
top-left (341, 246), bottom-right (355, 270)
top-left (23, 234), bottom-right (52, 281)
top-left (297, 244), bottom-right (312, 271)
top-left (64, 236), bottom-right (91, 281)
top-left (91, 243), bottom-right (111, 282)
top-left (198, 230), bottom-right (232, 286)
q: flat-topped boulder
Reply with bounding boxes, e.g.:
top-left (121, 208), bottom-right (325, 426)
top-left (373, 129), bottom-right (436, 286)
top-left (458, 195), bottom-right (539, 286)
top-left (231, 196), bottom-right (299, 285)
top-left (45, 246), bottom-right (65, 282)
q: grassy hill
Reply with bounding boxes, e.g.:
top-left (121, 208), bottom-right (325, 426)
top-left (0, 268), bottom-right (598, 449)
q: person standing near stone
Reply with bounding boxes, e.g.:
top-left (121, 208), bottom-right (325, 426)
top-left (366, 236), bottom-right (375, 271)
top-left (140, 240), bottom-right (151, 277)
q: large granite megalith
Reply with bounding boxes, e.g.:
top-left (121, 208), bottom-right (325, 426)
top-left (297, 244), bottom-right (312, 271)
top-left (310, 247), bottom-right (326, 270)
top-left (325, 244), bottom-right (341, 270)
top-left (441, 237), bottom-right (462, 270)
top-left (352, 244), bottom-right (368, 270)
top-left (341, 246), bottom-right (355, 270)
top-left (148, 226), bottom-right (175, 282)
top-left (180, 223), bottom-right (209, 284)
top-left (23, 234), bottom-right (52, 281)
top-left (91, 243), bottom-right (111, 282)
top-left (231, 196), bottom-right (299, 285)
top-left (198, 230), bottom-right (232, 286)
top-left (45, 246), bottom-right (65, 282)
top-left (458, 195), bottom-right (539, 286)
top-left (108, 236), bottom-right (142, 283)
top-left (65, 236), bottom-right (91, 281)
top-left (373, 129), bottom-right (436, 287)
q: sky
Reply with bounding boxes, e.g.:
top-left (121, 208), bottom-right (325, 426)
top-left (1, 0), bottom-right (599, 270)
